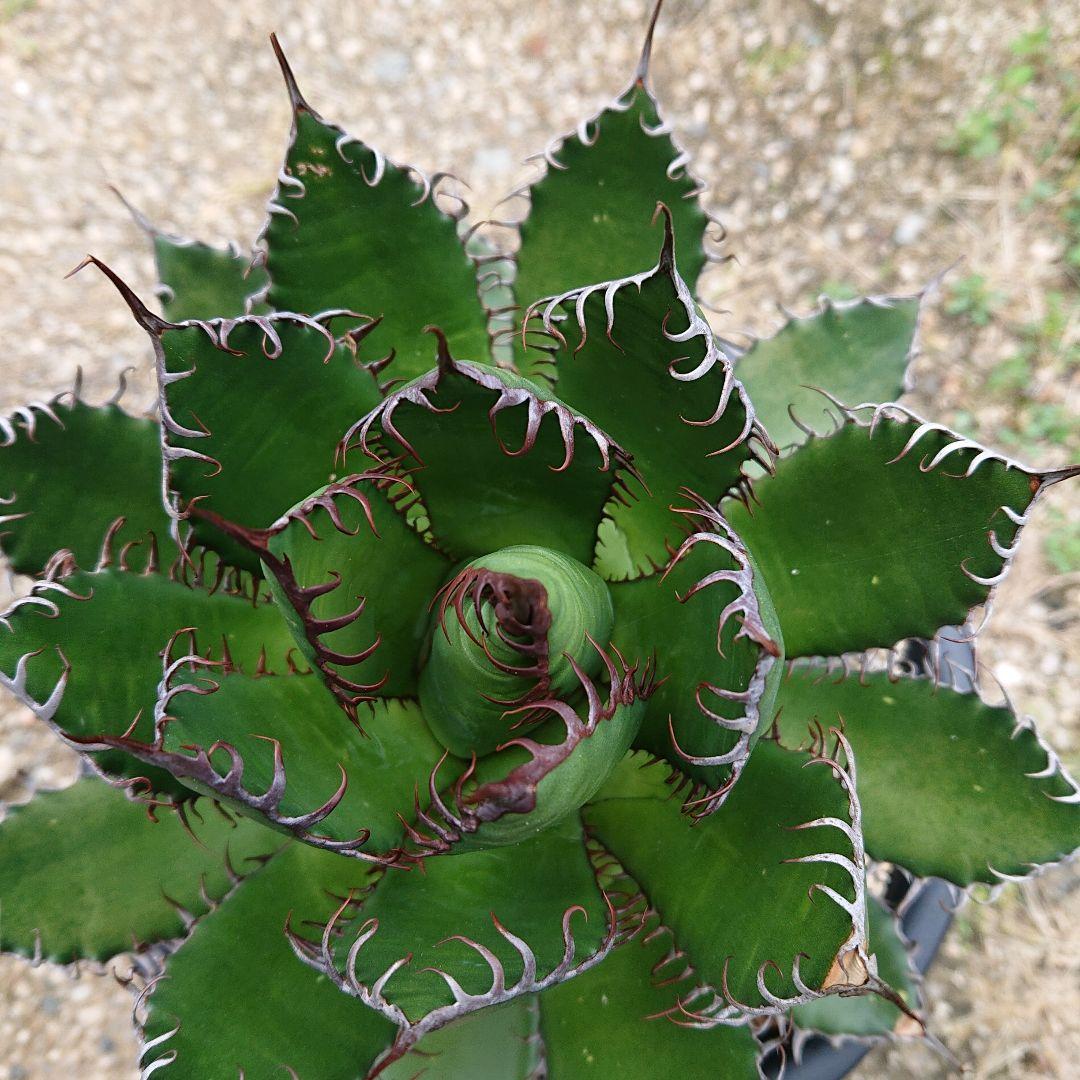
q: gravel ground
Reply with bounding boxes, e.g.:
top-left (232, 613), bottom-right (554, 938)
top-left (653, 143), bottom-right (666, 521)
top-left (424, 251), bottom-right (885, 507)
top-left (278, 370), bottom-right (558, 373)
top-left (0, 0), bottom-right (1077, 1077)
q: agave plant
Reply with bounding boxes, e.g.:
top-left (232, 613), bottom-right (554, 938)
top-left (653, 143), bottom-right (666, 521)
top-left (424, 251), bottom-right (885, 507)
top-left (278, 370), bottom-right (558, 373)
top-left (1, 4), bottom-right (1077, 1078)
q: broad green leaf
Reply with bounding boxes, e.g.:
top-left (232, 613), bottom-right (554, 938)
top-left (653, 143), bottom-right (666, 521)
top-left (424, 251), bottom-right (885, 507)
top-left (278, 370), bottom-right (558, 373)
top-left (792, 896), bottom-right (919, 1039)
top-left (263, 475), bottom-right (449, 704)
top-left (538, 915), bottom-right (761, 1077)
top-left (140, 841), bottom-right (397, 1080)
top-left (344, 350), bottom-right (629, 567)
top-left (339, 817), bottom-right (610, 1023)
top-left (611, 498), bottom-right (782, 807)
top-left (728, 414), bottom-right (1043, 657)
top-left (514, 79), bottom-right (709, 321)
top-left (381, 1000), bottom-right (541, 1080)
top-left (585, 742), bottom-right (865, 1010)
top-left (261, 46), bottom-right (489, 383)
top-left (0, 777), bottom-right (281, 962)
top-left (0, 557), bottom-right (294, 792)
top-left (524, 218), bottom-right (758, 579)
top-left (773, 668), bottom-right (1080, 885)
top-left (736, 295), bottom-right (922, 451)
top-left (153, 234), bottom-right (268, 321)
top-left (158, 670), bottom-right (446, 855)
top-left (0, 395), bottom-right (171, 578)
top-left (153, 313), bottom-right (382, 570)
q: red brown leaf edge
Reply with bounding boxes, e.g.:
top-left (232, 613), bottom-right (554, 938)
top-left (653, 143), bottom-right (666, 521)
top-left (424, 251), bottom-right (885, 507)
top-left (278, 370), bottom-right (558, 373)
top-left (67, 628), bottom-right (408, 867)
top-left (185, 466), bottom-right (418, 726)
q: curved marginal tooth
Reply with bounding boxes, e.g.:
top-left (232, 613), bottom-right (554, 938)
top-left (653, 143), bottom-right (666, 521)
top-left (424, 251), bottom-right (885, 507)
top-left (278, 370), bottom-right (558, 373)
top-left (960, 559), bottom-right (1009, 587)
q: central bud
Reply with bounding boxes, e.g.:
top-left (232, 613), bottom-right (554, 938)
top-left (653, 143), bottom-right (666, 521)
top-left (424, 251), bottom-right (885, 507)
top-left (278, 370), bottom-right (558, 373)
top-left (420, 545), bottom-right (614, 758)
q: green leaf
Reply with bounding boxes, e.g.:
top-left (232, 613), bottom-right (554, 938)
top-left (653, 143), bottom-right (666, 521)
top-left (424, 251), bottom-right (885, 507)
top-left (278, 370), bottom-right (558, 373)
top-left (0, 777), bottom-right (281, 963)
top-left (537, 913), bottom-right (761, 1077)
top-left (522, 213), bottom-right (762, 579)
top-left (513, 47), bottom-right (711, 319)
top-left (735, 294), bottom-right (923, 451)
top-left (260, 474), bottom-right (449, 708)
top-left (140, 841), bottom-right (397, 1080)
top-left (307, 818), bottom-right (611, 1034)
top-left (0, 554), bottom-right (294, 793)
top-left (151, 310), bottom-right (383, 570)
top-left (153, 234), bottom-right (268, 322)
top-left (610, 496), bottom-right (782, 812)
top-left (585, 741), bottom-right (868, 1012)
top-left (773, 665), bottom-right (1080, 885)
top-left (154, 667), bottom-right (446, 857)
top-left (114, 188), bottom-right (267, 321)
top-left (380, 1000), bottom-right (542, 1080)
top-left (792, 896), bottom-right (920, 1039)
top-left (0, 393), bottom-right (171, 578)
top-left (342, 340), bottom-right (631, 568)
top-left (260, 40), bottom-right (489, 384)
top-left (727, 410), bottom-right (1050, 657)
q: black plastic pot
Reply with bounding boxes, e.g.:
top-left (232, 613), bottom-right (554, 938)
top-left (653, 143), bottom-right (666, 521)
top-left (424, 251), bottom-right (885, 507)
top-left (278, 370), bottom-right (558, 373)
top-left (760, 633), bottom-right (973, 1079)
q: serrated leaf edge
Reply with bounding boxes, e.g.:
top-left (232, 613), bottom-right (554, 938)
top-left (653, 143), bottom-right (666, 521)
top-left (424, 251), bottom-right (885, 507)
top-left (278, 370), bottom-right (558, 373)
top-left (648, 732), bottom-right (904, 1027)
top-left (286, 828), bottom-right (631, 1079)
top-left (521, 206), bottom-right (775, 581)
top-left (767, 395), bottom-right (1078, 642)
top-left (777, 643), bottom-right (1080, 898)
top-left (650, 490), bottom-right (781, 820)
top-left (483, 0), bottom-right (728, 336)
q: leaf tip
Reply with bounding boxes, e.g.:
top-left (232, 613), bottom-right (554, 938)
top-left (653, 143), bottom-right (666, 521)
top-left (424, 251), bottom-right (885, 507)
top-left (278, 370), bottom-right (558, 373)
top-left (634, 0), bottom-right (666, 86)
top-left (270, 32), bottom-right (312, 116)
top-left (65, 255), bottom-right (168, 336)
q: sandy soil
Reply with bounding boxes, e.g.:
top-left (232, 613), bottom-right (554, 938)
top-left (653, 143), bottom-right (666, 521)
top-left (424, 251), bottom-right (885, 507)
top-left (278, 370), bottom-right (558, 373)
top-left (0, 0), bottom-right (1076, 1077)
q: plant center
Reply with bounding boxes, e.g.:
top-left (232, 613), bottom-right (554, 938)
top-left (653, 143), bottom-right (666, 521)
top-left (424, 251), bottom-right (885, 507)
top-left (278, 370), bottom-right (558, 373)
top-left (419, 545), bottom-right (614, 758)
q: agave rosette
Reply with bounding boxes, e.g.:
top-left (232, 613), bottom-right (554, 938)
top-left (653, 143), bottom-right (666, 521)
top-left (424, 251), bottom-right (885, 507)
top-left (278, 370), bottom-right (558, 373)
top-left (1, 5), bottom-right (1077, 1078)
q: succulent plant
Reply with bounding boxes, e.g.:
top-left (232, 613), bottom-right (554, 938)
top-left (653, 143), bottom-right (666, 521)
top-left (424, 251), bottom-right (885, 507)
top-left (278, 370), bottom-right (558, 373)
top-left (1, 3), bottom-right (1077, 1078)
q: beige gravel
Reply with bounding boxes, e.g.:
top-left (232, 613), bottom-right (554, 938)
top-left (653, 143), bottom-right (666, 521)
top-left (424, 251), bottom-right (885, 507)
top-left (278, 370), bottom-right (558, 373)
top-left (1, 1), bottom-right (1077, 1077)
